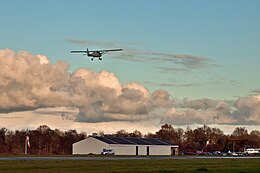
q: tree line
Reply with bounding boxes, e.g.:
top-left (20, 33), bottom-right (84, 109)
top-left (0, 125), bottom-right (85, 155)
top-left (0, 124), bottom-right (259, 155)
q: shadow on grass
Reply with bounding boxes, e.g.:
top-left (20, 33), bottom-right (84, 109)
top-left (196, 167), bottom-right (209, 171)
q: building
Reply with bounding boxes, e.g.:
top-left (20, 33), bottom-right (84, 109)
top-left (73, 136), bottom-right (179, 155)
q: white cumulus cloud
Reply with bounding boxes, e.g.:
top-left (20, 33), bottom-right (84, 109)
top-left (0, 49), bottom-right (259, 126)
top-left (0, 49), bottom-right (170, 122)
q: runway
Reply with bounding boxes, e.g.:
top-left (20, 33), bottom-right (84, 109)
top-left (0, 156), bottom-right (259, 161)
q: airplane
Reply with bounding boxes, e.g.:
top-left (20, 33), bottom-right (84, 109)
top-left (70, 48), bottom-right (122, 61)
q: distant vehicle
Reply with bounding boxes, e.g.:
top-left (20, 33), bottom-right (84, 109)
top-left (244, 148), bottom-right (260, 155)
top-left (70, 48), bottom-right (122, 61)
top-left (231, 152), bottom-right (238, 156)
top-left (178, 151), bottom-right (184, 156)
top-left (212, 151), bottom-right (222, 155)
top-left (184, 151), bottom-right (197, 155)
top-left (101, 149), bottom-right (115, 155)
top-left (196, 150), bottom-right (208, 155)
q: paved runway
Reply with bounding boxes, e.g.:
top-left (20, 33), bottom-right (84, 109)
top-left (0, 156), bottom-right (259, 161)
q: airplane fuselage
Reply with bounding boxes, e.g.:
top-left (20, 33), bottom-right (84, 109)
top-left (88, 51), bottom-right (102, 57)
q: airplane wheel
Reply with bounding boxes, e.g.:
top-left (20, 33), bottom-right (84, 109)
top-left (91, 58), bottom-right (94, 61)
top-left (99, 58), bottom-right (102, 60)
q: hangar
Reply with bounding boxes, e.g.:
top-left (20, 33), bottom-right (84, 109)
top-left (73, 136), bottom-right (179, 155)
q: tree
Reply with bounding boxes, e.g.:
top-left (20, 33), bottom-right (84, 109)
top-left (61, 129), bottom-right (85, 154)
top-left (129, 130), bottom-right (142, 138)
top-left (183, 125), bottom-right (225, 151)
top-left (184, 126), bottom-right (194, 144)
top-left (0, 128), bottom-right (7, 153)
top-left (248, 130), bottom-right (260, 148)
top-left (250, 130), bottom-right (260, 137)
top-left (156, 124), bottom-right (175, 143)
top-left (145, 132), bottom-right (157, 138)
top-left (115, 130), bottom-right (129, 137)
top-left (193, 126), bottom-right (208, 147)
top-left (232, 127), bottom-right (248, 138)
top-left (209, 127), bottom-right (224, 144)
top-left (155, 124), bottom-right (184, 145)
top-left (175, 128), bottom-right (184, 146)
top-left (35, 125), bottom-right (52, 154)
top-left (0, 124), bottom-right (259, 155)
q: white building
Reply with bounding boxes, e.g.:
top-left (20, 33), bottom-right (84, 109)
top-left (72, 136), bottom-right (179, 155)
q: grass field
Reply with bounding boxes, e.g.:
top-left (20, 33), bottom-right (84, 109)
top-left (0, 158), bottom-right (259, 173)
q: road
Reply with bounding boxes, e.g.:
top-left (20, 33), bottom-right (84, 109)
top-left (0, 155), bottom-right (260, 161)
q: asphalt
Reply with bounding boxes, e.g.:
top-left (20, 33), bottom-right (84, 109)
top-left (0, 156), bottom-right (259, 161)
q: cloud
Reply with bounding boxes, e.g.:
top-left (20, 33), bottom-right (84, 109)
top-left (68, 39), bottom-right (215, 72)
top-left (145, 81), bottom-right (194, 88)
top-left (0, 109), bottom-right (160, 134)
top-left (252, 88), bottom-right (260, 93)
top-left (36, 54), bottom-right (49, 65)
top-left (177, 98), bottom-right (221, 110)
top-left (232, 95), bottom-right (260, 124)
top-left (157, 83), bottom-right (194, 87)
top-left (0, 49), bottom-right (170, 123)
top-left (161, 95), bottom-right (260, 125)
top-left (66, 39), bottom-right (141, 48)
top-left (1, 49), bottom-right (259, 126)
top-left (157, 67), bottom-right (191, 72)
top-left (149, 52), bottom-right (209, 69)
top-left (0, 49), bottom-right (71, 112)
top-left (66, 39), bottom-right (118, 48)
top-left (162, 108), bottom-right (217, 125)
top-left (112, 49), bottom-right (214, 71)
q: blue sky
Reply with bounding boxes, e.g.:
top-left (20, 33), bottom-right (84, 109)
top-left (1, 0), bottom-right (259, 100)
top-left (0, 1), bottom-right (260, 133)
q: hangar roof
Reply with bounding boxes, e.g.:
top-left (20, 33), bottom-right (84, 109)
top-left (93, 136), bottom-right (174, 146)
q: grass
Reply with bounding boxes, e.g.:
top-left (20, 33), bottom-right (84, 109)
top-left (0, 158), bottom-right (259, 173)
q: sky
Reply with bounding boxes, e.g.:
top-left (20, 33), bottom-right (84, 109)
top-left (0, 0), bottom-right (259, 135)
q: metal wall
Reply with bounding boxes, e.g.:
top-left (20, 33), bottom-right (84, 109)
top-left (110, 144), bottom-right (136, 155)
top-left (72, 137), bottom-right (109, 155)
top-left (73, 137), bottom-right (179, 155)
top-left (111, 144), bottom-right (177, 155)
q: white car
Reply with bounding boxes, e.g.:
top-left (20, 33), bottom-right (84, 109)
top-left (244, 148), bottom-right (260, 155)
top-left (101, 149), bottom-right (115, 155)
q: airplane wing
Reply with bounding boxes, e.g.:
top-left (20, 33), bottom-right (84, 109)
top-left (70, 50), bottom-right (87, 53)
top-left (99, 49), bottom-right (123, 54)
top-left (71, 49), bottom-right (122, 54)
top-left (100, 49), bottom-right (123, 52)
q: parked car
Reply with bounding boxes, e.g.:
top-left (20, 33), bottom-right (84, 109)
top-left (231, 152), bottom-right (238, 156)
top-left (213, 151), bottom-right (222, 155)
top-left (244, 148), bottom-right (260, 155)
top-left (101, 149), bottom-right (115, 155)
top-left (178, 151), bottom-right (184, 156)
top-left (184, 151), bottom-right (197, 155)
top-left (196, 150), bottom-right (208, 155)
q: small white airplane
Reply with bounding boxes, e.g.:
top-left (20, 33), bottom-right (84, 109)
top-left (70, 48), bottom-right (122, 61)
